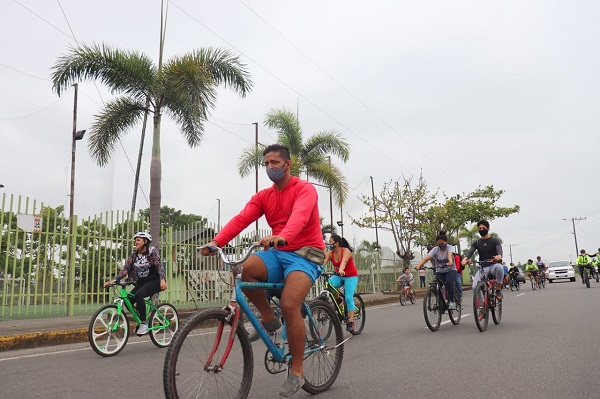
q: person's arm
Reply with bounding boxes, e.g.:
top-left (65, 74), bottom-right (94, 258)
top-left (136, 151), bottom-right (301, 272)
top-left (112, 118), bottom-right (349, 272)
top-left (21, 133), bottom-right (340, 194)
top-left (322, 251), bottom-right (331, 266)
top-left (338, 248), bottom-right (352, 276)
top-left (447, 251), bottom-right (454, 266)
top-left (462, 241), bottom-right (477, 265)
top-left (493, 239), bottom-right (503, 263)
top-left (415, 254), bottom-right (432, 269)
top-left (104, 254), bottom-right (133, 287)
top-left (212, 193), bottom-right (264, 248)
top-left (149, 247), bottom-right (167, 290)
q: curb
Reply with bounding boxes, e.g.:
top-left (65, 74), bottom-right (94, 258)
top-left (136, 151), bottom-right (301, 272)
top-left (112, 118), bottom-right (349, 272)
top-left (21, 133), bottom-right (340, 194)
top-left (0, 293), bottom-right (414, 352)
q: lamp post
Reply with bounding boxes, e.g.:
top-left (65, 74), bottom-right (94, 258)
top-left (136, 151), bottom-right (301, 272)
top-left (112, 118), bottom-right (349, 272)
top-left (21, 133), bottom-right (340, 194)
top-left (217, 198), bottom-right (221, 230)
top-left (67, 83), bottom-right (86, 316)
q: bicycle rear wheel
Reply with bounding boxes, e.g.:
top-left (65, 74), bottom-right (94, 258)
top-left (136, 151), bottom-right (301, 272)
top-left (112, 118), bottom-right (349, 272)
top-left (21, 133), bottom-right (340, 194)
top-left (409, 291), bottom-right (415, 304)
top-left (423, 287), bottom-right (442, 331)
top-left (448, 283), bottom-right (462, 325)
top-left (163, 309), bottom-right (253, 399)
top-left (302, 299), bottom-right (344, 394)
top-left (351, 294), bottom-right (366, 335)
top-left (88, 304), bottom-right (129, 357)
top-left (399, 290), bottom-right (406, 306)
top-left (473, 283), bottom-right (489, 332)
top-left (149, 303), bottom-right (179, 348)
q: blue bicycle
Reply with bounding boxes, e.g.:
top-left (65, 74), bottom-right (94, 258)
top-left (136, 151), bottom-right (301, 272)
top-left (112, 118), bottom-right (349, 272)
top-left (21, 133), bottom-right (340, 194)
top-left (163, 243), bottom-right (345, 398)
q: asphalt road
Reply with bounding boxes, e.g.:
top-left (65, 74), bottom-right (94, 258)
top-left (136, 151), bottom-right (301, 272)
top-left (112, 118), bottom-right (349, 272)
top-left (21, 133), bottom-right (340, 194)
top-left (1, 280), bottom-right (599, 398)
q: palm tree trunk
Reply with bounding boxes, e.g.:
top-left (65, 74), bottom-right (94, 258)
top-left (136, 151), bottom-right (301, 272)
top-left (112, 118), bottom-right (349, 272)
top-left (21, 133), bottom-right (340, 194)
top-left (129, 98), bottom-right (150, 236)
top-left (150, 114), bottom-right (162, 249)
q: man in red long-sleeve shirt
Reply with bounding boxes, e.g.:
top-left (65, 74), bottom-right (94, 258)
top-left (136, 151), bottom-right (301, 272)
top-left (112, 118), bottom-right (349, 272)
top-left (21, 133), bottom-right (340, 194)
top-left (202, 144), bottom-right (325, 397)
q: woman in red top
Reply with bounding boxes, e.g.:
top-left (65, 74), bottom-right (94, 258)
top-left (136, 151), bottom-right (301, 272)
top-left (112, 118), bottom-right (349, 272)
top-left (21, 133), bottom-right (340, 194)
top-left (323, 234), bottom-right (359, 333)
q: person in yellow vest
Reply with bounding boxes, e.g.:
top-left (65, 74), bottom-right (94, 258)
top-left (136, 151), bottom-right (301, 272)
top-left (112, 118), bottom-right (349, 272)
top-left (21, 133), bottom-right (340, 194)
top-left (576, 249), bottom-right (592, 284)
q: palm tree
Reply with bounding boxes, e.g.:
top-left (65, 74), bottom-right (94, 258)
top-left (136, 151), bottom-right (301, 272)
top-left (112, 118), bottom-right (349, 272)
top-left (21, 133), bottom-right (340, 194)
top-left (52, 43), bottom-right (252, 244)
top-left (237, 107), bottom-right (350, 206)
top-left (459, 224), bottom-right (479, 249)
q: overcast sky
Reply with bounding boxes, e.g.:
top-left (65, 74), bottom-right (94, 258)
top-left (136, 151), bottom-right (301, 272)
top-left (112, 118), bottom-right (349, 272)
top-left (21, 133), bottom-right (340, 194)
top-left (1, 0), bottom-right (599, 264)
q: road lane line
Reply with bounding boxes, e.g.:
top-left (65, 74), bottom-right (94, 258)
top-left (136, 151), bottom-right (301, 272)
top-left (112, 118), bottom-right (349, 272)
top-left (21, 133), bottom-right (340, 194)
top-left (516, 293), bottom-right (525, 297)
top-left (424, 313), bottom-right (471, 329)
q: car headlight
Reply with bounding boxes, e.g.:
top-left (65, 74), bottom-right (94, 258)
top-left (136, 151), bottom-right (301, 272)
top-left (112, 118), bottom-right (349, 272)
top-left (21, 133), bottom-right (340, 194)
top-left (568, 267), bottom-right (574, 272)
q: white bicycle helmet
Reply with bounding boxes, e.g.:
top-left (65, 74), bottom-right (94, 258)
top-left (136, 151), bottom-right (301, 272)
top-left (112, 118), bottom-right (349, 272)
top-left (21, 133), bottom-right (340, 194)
top-left (134, 231), bottom-right (152, 242)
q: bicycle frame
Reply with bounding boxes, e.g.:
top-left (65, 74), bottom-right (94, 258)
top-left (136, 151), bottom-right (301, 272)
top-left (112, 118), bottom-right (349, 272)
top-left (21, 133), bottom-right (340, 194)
top-left (110, 284), bottom-right (168, 333)
top-left (319, 276), bottom-right (346, 318)
top-left (206, 259), bottom-right (326, 369)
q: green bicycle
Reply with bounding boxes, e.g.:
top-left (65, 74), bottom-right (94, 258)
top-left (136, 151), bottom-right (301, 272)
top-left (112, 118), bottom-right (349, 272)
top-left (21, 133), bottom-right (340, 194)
top-left (88, 281), bottom-right (179, 357)
top-left (318, 271), bottom-right (366, 335)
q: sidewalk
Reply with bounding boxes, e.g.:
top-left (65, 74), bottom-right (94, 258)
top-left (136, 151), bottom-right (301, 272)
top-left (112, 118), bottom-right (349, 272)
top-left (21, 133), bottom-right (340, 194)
top-left (0, 291), bottom-right (411, 352)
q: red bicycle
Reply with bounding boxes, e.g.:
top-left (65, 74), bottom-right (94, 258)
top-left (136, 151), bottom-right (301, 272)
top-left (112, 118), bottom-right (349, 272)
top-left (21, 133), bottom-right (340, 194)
top-left (471, 260), bottom-right (502, 332)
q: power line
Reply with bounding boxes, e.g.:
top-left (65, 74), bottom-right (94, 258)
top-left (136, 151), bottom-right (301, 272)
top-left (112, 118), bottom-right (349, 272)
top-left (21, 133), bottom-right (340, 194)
top-left (13, 0), bottom-right (73, 40)
top-left (0, 96), bottom-right (66, 120)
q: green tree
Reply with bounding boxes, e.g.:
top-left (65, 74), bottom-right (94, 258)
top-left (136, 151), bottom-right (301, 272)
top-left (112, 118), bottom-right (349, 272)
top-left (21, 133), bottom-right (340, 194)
top-left (237, 107), bottom-right (350, 206)
top-left (417, 185), bottom-right (518, 248)
top-left (137, 206), bottom-right (207, 232)
top-left (51, 43), bottom-right (253, 245)
top-left (352, 173), bottom-right (437, 267)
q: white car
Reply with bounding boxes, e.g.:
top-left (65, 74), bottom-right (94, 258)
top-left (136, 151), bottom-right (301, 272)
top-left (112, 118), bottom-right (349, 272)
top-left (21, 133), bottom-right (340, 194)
top-left (546, 260), bottom-right (576, 282)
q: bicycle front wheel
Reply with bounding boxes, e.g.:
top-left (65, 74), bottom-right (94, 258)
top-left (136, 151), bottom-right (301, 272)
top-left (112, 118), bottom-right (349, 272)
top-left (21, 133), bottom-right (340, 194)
top-left (584, 270), bottom-right (590, 288)
top-left (399, 290), bottom-right (407, 306)
top-left (163, 309), bottom-right (253, 399)
top-left (88, 304), bottom-right (129, 357)
top-left (149, 303), bottom-right (179, 348)
top-left (351, 294), bottom-right (366, 335)
top-left (423, 287), bottom-right (441, 331)
top-left (448, 283), bottom-right (462, 325)
top-left (302, 299), bottom-right (344, 394)
top-left (473, 283), bottom-right (489, 332)
top-left (492, 297), bottom-right (502, 325)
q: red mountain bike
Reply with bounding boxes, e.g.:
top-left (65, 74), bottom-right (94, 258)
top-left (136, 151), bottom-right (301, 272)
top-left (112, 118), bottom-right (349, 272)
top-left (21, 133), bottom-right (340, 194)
top-left (471, 260), bottom-right (502, 332)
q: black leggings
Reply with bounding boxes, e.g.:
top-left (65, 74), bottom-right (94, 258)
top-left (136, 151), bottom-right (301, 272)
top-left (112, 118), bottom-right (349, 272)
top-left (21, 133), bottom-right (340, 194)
top-left (130, 279), bottom-right (161, 322)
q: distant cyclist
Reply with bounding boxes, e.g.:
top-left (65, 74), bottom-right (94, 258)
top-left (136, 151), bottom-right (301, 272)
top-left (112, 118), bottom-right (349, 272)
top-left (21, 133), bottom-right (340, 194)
top-left (104, 231), bottom-right (166, 335)
top-left (576, 249), bottom-right (593, 284)
top-left (524, 259), bottom-right (539, 289)
top-left (397, 267), bottom-right (415, 298)
top-left (535, 256), bottom-right (547, 282)
top-left (508, 263), bottom-right (520, 288)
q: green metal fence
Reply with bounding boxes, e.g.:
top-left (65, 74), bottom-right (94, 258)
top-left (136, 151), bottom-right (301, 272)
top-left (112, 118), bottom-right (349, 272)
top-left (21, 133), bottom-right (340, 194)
top-left (1, 192), bottom-right (452, 319)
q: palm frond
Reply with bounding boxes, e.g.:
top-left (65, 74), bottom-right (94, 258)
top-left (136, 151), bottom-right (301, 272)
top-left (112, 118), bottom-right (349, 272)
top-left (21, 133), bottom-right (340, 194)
top-left (51, 43), bottom-right (155, 100)
top-left (306, 161), bottom-right (348, 206)
top-left (264, 108), bottom-right (302, 153)
top-left (237, 146), bottom-right (264, 177)
top-left (302, 130), bottom-right (350, 162)
top-left (88, 97), bottom-right (146, 166)
top-left (186, 48), bottom-right (253, 97)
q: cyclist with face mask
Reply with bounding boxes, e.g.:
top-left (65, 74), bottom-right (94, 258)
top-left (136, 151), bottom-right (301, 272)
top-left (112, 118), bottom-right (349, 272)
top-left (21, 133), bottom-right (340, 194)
top-left (201, 144), bottom-right (325, 397)
top-left (461, 220), bottom-right (504, 301)
top-left (323, 234), bottom-right (359, 333)
top-left (415, 231), bottom-right (457, 309)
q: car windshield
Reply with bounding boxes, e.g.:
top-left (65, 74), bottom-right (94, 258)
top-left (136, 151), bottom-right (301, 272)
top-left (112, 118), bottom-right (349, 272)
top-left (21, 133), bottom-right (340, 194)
top-left (548, 261), bottom-right (570, 268)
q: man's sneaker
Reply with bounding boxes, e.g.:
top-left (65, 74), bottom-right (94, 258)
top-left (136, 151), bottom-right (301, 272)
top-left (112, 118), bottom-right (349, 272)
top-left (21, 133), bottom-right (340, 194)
top-left (496, 291), bottom-right (503, 301)
top-left (136, 323), bottom-right (149, 336)
top-left (346, 321), bottom-right (355, 333)
top-left (447, 301), bottom-right (456, 310)
top-left (279, 373), bottom-right (305, 397)
top-left (263, 319), bottom-right (282, 334)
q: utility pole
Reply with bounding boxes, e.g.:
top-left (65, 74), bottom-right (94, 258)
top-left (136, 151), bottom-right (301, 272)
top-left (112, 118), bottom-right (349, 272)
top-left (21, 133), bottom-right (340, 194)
top-left (67, 83), bottom-right (86, 316)
top-left (217, 198), bottom-right (221, 230)
top-left (507, 243), bottom-right (518, 264)
top-left (328, 157), bottom-right (333, 235)
top-left (563, 217), bottom-right (586, 256)
top-left (252, 122), bottom-right (259, 238)
top-left (370, 176), bottom-right (380, 293)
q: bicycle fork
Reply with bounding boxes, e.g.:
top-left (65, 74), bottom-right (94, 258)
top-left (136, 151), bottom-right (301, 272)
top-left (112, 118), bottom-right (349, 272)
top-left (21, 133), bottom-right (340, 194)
top-left (205, 303), bottom-right (242, 372)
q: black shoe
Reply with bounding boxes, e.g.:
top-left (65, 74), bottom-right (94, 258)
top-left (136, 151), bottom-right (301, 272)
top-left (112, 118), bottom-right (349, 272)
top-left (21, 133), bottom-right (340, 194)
top-left (346, 321), bottom-right (355, 333)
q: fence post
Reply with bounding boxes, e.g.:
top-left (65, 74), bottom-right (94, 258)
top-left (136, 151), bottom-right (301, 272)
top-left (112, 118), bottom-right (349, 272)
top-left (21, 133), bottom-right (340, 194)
top-left (67, 214), bottom-right (78, 316)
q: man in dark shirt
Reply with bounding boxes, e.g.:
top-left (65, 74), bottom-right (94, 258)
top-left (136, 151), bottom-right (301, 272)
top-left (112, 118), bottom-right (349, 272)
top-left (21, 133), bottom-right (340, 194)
top-left (462, 219), bottom-right (504, 300)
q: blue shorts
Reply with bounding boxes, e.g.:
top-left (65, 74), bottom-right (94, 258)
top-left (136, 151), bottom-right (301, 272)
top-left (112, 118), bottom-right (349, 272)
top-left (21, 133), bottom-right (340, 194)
top-left (254, 249), bottom-right (324, 284)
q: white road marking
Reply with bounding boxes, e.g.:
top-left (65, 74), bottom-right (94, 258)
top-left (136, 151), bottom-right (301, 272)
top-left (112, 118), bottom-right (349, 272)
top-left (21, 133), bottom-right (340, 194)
top-left (516, 293), bottom-right (525, 297)
top-left (424, 313), bottom-right (472, 329)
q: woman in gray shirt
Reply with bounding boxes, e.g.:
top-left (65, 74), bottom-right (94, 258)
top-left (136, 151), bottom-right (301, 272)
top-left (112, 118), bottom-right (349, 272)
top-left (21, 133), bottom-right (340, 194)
top-left (415, 231), bottom-right (458, 309)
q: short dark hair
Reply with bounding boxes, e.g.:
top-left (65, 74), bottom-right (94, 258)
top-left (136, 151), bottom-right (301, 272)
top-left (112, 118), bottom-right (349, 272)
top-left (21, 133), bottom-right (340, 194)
top-left (436, 231), bottom-right (448, 242)
top-left (477, 220), bottom-right (490, 229)
top-left (263, 144), bottom-right (290, 161)
top-left (404, 267), bottom-right (410, 272)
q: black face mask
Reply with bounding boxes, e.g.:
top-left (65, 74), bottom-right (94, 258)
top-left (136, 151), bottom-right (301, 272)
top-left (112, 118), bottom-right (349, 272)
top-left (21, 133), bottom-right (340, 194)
top-left (478, 229), bottom-right (488, 237)
top-left (438, 244), bottom-right (447, 250)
